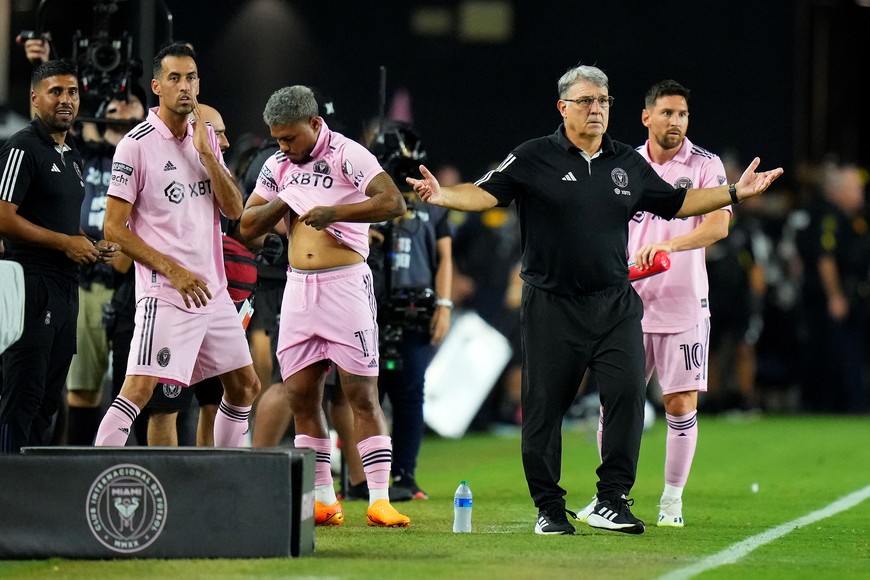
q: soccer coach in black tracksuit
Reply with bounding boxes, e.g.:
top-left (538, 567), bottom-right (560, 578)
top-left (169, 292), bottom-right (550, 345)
top-left (0, 60), bottom-right (118, 453)
top-left (406, 64), bottom-right (783, 536)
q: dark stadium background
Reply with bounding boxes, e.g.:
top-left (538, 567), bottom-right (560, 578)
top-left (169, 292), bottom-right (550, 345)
top-left (4, 0), bottom-right (868, 180)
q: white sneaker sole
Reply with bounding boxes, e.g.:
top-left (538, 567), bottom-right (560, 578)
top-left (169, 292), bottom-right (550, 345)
top-left (534, 521), bottom-right (575, 535)
top-left (574, 499), bottom-right (597, 524)
top-left (587, 513), bottom-right (645, 534)
top-left (657, 515), bottom-right (684, 528)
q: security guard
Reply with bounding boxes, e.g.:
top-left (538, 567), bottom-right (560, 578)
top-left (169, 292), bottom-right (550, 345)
top-left (407, 64), bottom-right (783, 535)
top-left (0, 60), bottom-right (118, 453)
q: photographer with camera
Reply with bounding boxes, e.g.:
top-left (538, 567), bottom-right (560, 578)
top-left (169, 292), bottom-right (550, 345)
top-left (18, 2), bottom-right (143, 125)
top-left (16, 31), bottom-right (53, 64)
top-left (367, 120), bottom-right (454, 500)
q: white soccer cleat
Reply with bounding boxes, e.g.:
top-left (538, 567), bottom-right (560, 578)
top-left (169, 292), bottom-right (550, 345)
top-left (657, 497), bottom-right (684, 528)
top-left (575, 495), bottom-right (597, 524)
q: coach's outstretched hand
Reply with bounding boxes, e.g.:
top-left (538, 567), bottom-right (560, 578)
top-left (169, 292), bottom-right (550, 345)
top-left (406, 165), bottom-right (446, 206)
top-left (734, 157), bottom-right (784, 201)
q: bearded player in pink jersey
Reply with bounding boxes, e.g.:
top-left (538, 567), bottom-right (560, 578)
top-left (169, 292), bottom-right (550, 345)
top-left (240, 86), bottom-right (410, 528)
top-left (94, 43), bottom-right (260, 447)
top-left (578, 80), bottom-right (731, 528)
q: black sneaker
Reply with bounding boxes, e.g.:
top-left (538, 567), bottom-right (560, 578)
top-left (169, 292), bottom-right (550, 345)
top-left (586, 494), bottom-right (645, 535)
top-left (534, 506), bottom-right (577, 535)
top-left (392, 471), bottom-right (429, 500)
top-left (388, 485), bottom-right (414, 502)
top-left (340, 481), bottom-right (369, 501)
top-left (339, 480), bottom-right (414, 502)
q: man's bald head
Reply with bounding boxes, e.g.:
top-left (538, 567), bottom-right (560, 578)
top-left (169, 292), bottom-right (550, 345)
top-left (198, 103), bottom-right (228, 152)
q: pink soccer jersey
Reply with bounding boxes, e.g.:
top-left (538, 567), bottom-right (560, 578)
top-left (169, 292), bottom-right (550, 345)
top-left (630, 137), bottom-right (731, 333)
top-left (108, 108), bottom-right (228, 313)
top-left (251, 120), bottom-right (384, 260)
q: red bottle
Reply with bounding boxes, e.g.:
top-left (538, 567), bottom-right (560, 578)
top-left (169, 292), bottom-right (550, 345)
top-left (628, 251), bottom-right (671, 281)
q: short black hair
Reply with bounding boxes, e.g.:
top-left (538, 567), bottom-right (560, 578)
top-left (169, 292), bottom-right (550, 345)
top-left (152, 43), bottom-right (197, 79)
top-left (31, 60), bottom-right (78, 89)
top-left (644, 79), bottom-right (690, 109)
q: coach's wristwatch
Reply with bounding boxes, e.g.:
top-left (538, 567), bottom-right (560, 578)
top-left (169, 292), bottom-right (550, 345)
top-left (728, 183), bottom-right (741, 204)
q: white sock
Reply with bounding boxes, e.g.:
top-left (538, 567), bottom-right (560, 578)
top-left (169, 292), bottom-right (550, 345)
top-left (369, 488), bottom-right (389, 503)
top-left (662, 483), bottom-right (684, 501)
top-left (315, 482), bottom-right (337, 505)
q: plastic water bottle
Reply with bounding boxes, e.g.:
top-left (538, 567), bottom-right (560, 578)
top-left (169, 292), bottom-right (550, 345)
top-left (453, 480), bottom-right (473, 533)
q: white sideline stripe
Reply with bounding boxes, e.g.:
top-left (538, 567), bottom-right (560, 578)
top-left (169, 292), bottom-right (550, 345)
top-left (659, 484), bottom-right (870, 580)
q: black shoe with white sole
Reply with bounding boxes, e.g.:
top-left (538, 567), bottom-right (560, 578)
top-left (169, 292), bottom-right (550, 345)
top-left (586, 495), bottom-right (645, 535)
top-left (534, 506), bottom-right (577, 535)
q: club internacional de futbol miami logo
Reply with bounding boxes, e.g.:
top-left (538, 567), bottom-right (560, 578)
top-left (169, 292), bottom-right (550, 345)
top-left (674, 176), bottom-right (694, 189)
top-left (611, 168), bottom-right (629, 188)
top-left (86, 464), bottom-right (168, 554)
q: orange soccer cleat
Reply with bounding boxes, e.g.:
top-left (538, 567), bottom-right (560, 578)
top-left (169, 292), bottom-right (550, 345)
top-left (366, 499), bottom-right (411, 528)
top-left (315, 500), bottom-right (344, 526)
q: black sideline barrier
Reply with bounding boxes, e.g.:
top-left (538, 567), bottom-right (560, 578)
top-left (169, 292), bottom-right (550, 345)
top-left (0, 447), bottom-right (315, 559)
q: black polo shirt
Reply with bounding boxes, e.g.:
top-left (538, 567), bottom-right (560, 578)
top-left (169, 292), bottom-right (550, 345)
top-left (475, 126), bottom-right (686, 295)
top-left (0, 117), bottom-right (85, 280)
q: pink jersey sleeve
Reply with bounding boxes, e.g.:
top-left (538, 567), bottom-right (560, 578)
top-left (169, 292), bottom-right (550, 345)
top-left (336, 138), bottom-right (384, 194)
top-left (107, 134), bottom-right (143, 204)
top-left (251, 154), bottom-right (282, 202)
top-left (699, 155), bottom-right (731, 206)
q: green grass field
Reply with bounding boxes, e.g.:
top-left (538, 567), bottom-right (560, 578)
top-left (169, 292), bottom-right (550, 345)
top-left (1, 415), bottom-right (868, 579)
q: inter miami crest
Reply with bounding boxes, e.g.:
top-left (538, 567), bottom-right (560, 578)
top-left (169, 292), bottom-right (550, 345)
top-left (86, 464), bottom-right (168, 554)
top-left (157, 347), bottom-right (171, 367)
top-left (674, 176), bottom-right (693, 189)
top-left (611, 168), bottom-right (629, 188)
top-left (162, 383), bottom-right (182, 398)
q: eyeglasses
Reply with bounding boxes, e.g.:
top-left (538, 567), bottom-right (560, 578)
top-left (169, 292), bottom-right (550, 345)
top-left (563, 96), bottom-right (615, 109)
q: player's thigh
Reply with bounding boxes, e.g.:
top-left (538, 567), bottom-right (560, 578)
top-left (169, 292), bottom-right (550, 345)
top-left (283, 361), bottom-right (329, 411)
top-left (192, 300), bottom-right (253, 383)
top-left (335, 367), bottom-right (379, 409)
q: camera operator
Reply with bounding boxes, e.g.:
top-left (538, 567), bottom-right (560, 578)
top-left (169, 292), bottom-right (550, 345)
top-left (368, 120), bottom-right (454, 500)
top-left (16, 31), bottom-right (53, 65)
top-left (17, 16), bottom-right (142, 124)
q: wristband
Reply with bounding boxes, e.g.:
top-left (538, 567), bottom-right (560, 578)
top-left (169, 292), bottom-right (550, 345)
top-left (728, 183), bottom-right (740, 205)
top-left (435, 298), bottom-right (454, 309)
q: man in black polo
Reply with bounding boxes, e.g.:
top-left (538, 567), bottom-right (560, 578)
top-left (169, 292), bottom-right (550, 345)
top-left (0, 60), bottom-right (118, 453)
top-left (406, 64), bottom-right (783, 535)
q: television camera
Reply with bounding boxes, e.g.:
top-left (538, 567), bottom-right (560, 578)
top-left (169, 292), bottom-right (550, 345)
top-left (21, 0), bottom-right (173, 115)
top-left (368, 120), bottom-right (434, 371)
